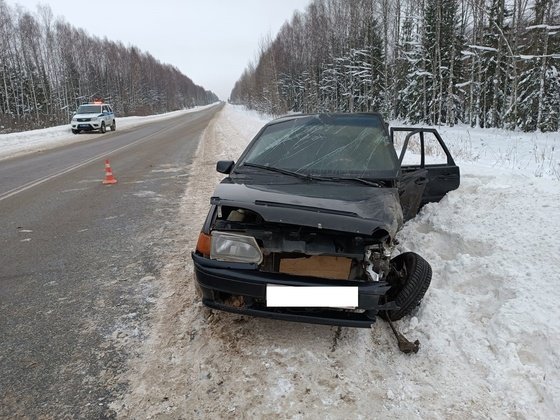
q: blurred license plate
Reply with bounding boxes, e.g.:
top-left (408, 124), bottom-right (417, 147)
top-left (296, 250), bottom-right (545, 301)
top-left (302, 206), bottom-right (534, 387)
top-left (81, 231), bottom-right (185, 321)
top-left (266, 285), bottom-right (358, 308)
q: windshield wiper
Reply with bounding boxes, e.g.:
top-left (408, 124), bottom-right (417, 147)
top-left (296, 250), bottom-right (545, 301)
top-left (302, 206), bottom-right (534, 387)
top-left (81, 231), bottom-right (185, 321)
top-left (309, 175), bottom-right (383, 187)
top-left (238, 162), bottom-right (312, 180)
top-left (238, 163), bottom-right (383, 187)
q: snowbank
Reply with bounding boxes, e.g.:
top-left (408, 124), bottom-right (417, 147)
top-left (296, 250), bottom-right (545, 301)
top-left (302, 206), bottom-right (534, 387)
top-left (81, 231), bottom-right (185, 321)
top-left (219, 106), bottom-right (560, 417)
top-left (113, 104), bottom-right (559, 418)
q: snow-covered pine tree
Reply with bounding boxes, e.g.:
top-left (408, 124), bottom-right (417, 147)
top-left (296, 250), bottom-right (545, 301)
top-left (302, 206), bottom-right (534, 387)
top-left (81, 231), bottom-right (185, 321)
top-left (475, 0), bottom-right (512, 128)
top-left (517, 0), bottom-right (559, 132)
top-left (423, 0), bottom-right (462, 125)
top-left (397, 14), bottom-right (430, 123)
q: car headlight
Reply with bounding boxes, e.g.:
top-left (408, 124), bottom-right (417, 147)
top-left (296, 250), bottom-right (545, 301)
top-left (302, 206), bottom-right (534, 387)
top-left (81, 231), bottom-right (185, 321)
top-left (210, 232), bottom-right (263, 264)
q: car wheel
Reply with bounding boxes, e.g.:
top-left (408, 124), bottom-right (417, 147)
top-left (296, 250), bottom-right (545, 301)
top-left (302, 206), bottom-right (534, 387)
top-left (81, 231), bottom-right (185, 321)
top-left (72, 129), bottom-right (79, 134)
top-left (100, 122), bottom-right (106, 133)
top-left (381, 252), bottom-right (432, 321)
top-left (110, 120), bottom-right (116, 131)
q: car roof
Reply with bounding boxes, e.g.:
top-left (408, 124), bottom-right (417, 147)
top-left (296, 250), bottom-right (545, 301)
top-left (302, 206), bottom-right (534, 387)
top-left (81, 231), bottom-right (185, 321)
top-left (268, 112), bottom-right (386, 125)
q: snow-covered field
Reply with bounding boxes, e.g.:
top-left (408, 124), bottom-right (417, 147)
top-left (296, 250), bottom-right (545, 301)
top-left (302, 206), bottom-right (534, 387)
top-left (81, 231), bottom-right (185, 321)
top-left (3, 104), bottom-right (559, 417)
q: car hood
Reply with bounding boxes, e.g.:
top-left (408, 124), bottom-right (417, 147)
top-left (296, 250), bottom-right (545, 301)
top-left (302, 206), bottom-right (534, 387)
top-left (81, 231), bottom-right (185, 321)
top-left (74, 113), bottom-right (102, 118)
top-left (210, 180), bottom-right (403, 238)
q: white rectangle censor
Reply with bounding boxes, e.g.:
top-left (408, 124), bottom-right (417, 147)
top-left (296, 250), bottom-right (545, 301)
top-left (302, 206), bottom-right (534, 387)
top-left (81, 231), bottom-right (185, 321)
top-left (266, 285), bottom-right (358, 308)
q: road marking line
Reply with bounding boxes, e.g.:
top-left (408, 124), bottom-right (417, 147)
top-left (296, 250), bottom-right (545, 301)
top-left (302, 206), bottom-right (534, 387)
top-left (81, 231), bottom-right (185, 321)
top-left (0, 109), bottom-right (211, 202)
top-left (0, 132), bottom-right (159, 202)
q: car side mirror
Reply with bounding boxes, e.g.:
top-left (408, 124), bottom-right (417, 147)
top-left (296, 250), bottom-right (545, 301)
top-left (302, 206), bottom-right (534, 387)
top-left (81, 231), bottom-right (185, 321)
top-left (216, 160), bottom-right (234, 174)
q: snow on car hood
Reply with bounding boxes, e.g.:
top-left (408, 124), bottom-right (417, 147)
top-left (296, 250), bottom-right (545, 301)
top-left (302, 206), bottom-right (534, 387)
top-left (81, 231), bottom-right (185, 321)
top-left (211, 180), bottom-right (404, 238)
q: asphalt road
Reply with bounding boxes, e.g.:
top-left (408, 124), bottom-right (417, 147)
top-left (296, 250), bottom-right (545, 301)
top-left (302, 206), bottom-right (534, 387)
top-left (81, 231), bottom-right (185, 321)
top-left (0, 105), bottom-right (221, 418)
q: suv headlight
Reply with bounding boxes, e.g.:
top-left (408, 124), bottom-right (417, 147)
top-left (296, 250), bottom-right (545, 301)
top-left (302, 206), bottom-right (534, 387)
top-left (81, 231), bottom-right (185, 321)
top-left (210, 232), bottom-right (263, 264)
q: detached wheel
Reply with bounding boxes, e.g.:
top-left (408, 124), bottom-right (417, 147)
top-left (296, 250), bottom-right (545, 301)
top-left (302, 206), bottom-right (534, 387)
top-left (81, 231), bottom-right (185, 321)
top-left (382, 252), bottom-right (432, 321)
top-left (72, 129), bottom-right (79, 135)
top-left (100, 122), bottom-right (106, 133)
top-left (110, 120), bottom-right (116, 131)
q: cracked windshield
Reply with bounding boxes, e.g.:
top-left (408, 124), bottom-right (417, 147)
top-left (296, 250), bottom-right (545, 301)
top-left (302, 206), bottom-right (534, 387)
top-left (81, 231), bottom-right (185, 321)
top-left (239, 115), bottom-right (398, 175)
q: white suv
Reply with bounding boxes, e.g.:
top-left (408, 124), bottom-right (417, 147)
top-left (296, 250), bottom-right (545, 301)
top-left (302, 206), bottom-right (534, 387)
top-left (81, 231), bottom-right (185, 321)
top-left (71, 103), bottom-right (116, 134)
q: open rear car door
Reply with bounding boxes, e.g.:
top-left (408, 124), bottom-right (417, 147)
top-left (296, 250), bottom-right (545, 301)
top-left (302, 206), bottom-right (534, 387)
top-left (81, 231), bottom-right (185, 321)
top-left (391, 127), bottom-right (460, 221)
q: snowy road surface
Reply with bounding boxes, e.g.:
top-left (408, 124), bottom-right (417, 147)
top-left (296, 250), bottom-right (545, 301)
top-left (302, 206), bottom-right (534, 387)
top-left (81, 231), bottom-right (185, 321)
top-left (1, 105), bottom-right (558, 418)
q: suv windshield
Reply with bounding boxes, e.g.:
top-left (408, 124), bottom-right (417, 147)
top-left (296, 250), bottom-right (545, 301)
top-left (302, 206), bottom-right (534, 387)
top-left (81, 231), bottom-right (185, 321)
top-left (237, 114), bottom-right (399, 178)
top-left (77, 105), bottom-right (102, 114)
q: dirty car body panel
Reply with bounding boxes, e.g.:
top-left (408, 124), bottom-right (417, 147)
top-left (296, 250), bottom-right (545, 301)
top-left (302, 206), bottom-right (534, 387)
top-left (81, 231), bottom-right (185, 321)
top-left (192, 113), bottom-right (460, 327)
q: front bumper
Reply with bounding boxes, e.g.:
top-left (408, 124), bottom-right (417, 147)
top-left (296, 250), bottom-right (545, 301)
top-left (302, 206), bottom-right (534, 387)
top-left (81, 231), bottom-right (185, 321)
top-left (71, 122), bottom-right (101, 131)
top-left (192, 252), bottom-right (395, 328)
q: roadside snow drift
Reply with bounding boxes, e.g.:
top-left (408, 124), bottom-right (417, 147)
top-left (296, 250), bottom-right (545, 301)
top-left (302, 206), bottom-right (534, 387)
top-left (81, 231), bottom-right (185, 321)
top-left (109, 105), bottom-right (559, 418)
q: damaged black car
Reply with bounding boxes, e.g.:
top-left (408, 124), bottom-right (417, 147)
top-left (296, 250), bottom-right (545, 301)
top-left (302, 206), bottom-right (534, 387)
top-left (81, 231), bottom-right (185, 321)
top-left (192, 113), bottom-right (459, 328)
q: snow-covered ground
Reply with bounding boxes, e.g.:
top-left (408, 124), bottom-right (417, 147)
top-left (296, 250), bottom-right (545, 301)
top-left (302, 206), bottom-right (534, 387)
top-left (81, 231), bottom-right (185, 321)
top-left (3, 104), bottom-right (558, 417)
top-left (415, 122), bottom-right (559, 180)
top-left (107, 105), bottom-right (559, 418)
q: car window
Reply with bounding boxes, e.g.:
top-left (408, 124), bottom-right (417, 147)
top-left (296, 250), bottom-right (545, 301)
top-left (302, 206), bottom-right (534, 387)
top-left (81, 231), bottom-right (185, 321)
top-left (239, 115), bottom-right (399, 177)
top-left (395, 132), bottom-right (449, 166)
top-left (77, 105), bottom-right (102, 114)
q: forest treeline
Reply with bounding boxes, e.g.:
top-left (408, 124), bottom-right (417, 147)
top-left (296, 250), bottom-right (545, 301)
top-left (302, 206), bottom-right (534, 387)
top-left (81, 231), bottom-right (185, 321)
top-left (231, 0), bottom-right (560, 132)
top-left (0, 1), bottom-right (218, 133)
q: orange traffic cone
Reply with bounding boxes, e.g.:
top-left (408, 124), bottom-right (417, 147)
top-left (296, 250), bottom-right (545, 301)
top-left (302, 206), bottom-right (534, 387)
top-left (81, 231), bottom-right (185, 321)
top-left (103, 159), bottom-right (118, 185)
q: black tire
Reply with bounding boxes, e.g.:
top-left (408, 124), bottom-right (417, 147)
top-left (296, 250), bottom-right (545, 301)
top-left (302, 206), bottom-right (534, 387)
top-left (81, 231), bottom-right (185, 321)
top-left (110, 119), bottom-right (116, 131)
top-left (100, 122), bottom-right (106, 133)
top-left (381, 252), bottom-right (432, 321)
top-left (72, 129), bottom-right (79, 134)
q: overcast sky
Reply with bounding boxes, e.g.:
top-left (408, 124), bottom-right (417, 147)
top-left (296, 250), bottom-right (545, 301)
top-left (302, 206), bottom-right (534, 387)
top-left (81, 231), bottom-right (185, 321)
top-left (6, 0), bottom-right (312, 100)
